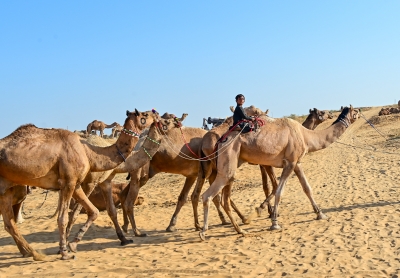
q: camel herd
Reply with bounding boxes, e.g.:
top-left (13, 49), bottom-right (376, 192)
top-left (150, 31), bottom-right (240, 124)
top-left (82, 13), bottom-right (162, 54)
top-left (0, 105), bottom-right (360, 261)
top-left (378, 101), bottom-right (400, 116)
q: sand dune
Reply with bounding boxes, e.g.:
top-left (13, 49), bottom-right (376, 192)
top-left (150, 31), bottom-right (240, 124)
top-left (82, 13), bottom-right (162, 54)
top-left (1, 105), bottom-right (400, 277)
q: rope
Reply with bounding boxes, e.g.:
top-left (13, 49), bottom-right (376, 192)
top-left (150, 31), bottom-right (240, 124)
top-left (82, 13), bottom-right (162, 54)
top-left (157, 123), bottom-right (249, 161)
top-left (360, 111), bottom-right (388, 140)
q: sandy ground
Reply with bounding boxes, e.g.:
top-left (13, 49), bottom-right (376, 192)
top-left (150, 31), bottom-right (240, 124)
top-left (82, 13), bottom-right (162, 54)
top-left (1, 106), bottom-right (400, 277)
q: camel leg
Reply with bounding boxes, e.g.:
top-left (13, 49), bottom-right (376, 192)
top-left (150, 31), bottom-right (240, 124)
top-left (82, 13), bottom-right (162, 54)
top-left (120, 172), bottom-right (149, 237)
top-left (199, 174), bottom-right (232, 241)
top-left (270, 161), bottom-right (295, 231)
top-left (166, 176), bottom-right (196, 232)
top-left (67, 186), bottom-right (99, 253)
top-left (220, 181), bottom-right (247, 235)
top-left (207, 171), bottom-right (230, 226)
top-left (191, 170), bottom-right (229, 231)
top-left (57, 183), bottom-right (79, 260)
top-left (293, 163), bottom-right (327, 220)
top-left (13, 202), bottom-right (25, 224)
top-left (0, 188), bottom-right (44, 260)
top-left (66, 182), bottom-right (96, 238)
top-left (99, 180), bottom-right (133, 245)
top-left (118, 183), bottom-right (131, 233)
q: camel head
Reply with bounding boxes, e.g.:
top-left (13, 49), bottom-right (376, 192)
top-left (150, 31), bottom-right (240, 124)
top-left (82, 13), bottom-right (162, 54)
top-left (156, 116), bottom-right (185, 131)
top-left (177, 113), bottom-right (188, 122)
top-left (125, 109), bottom-right (160, 134)
top-left (309, 108), bottom-right (332, 123)
top-left (334, 105), bottom-right (359, 126)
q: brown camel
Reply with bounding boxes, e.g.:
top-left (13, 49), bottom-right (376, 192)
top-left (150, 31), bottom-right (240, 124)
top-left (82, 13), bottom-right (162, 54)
top-left (0, 109), bottom-right (159, 260)
top-left (117, 107), bottom-right (268, 237)
top-left (191, 106), bottom-right (335, 230)
top-left (198, 106), bottom-right (359, 240)
top-left (87, 120), bottom-right (119, 137)
top-left (65, 114), bottom-right (187, 242)
top-left (0, 185), bottom-right (30, 224)
top-left (379, 108), bottom-right (391, 116)
top-left (69, 180), bottom-right (144, 212)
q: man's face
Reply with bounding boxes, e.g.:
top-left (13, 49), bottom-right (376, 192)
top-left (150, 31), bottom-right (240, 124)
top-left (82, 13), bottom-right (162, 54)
top-left (236, 96), bottom-right (245, 105)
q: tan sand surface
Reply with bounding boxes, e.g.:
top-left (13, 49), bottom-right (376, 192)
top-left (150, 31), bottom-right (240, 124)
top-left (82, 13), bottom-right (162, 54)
top-left (1, 106), bottom-right (400, 277)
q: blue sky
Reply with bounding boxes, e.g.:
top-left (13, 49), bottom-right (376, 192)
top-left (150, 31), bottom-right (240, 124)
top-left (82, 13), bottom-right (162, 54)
top-left (1, 1), bottom-right (399, 138)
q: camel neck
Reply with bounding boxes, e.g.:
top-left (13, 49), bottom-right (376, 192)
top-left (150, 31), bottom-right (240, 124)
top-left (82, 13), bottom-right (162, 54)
top-left (304, 121), bottom-right (348, 153)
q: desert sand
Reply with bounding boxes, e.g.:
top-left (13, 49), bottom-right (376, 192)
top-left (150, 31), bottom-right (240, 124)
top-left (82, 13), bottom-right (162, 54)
top-left (1, 106), bottom-right (400, 277)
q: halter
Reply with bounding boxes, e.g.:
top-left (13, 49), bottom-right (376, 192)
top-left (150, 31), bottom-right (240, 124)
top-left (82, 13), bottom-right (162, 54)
top-left (122, 128), bottom-right (140, 137)
top-left (339, 118), bottom-right (349, 128)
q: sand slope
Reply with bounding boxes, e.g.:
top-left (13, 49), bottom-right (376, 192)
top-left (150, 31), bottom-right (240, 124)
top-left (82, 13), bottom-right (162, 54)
top-left (1, 106), bottom-right (400, 277)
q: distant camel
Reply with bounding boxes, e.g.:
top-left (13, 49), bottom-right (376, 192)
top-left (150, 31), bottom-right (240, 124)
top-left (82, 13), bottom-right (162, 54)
top-left (198, 106), bottom-right (359, 240)
top-left (379, 108), bottom-right (390, 116)
top-left (111, 124), bottom-right (123, 138)
top-left (87, 120), bottom-right (119, 137)
top-left (0, 109), bottom-right (159, 260)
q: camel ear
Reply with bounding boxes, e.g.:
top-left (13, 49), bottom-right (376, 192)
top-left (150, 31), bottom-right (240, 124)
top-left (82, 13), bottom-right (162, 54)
top-left (230, 106), bottom-right (234, 112)
top-left (265, 109), bottom-right (269, 115)
top-left (340, 106), bottom-right (344, 111)
top-left (126, 110), bottom-right (130, 116)
top-left (135, 108), bottom-right (140, 116)
top-left (309, 109), bottom-right (312, 113)
top-left (350, 104), bottom-right (353, 110)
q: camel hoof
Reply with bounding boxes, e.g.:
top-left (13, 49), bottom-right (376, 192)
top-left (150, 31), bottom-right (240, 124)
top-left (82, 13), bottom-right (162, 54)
top-left (121, 239), bottom-right (134, 246)
top-left (122, 226), bottom-right (129, 233)
top-left (221, 220), bottom-right (230, 226)
top-left (33, 252), bottom-right (47, 261)
top-left (256, 207), bottom-right (263, 217)
top-left (166, 226), bottom-right (177, 233)
top-left (135, 233), bottom-right (147, 237)
top-left (68, 242), bottom-right (78, 253)
top-left (199, 231), bottom-right (206, 241)
top-left (194, 224), bottom-right (202, 231)
top-left (61, 254), bottom-right (76, 260)
top-left (242, 218), bottom-right (251, 225)
top-left (317, 213), bottom-right (328, 220)
top-left (270, 224), bottom-right (282, 231)
top-left (238, 229), bottom-right (248, 235)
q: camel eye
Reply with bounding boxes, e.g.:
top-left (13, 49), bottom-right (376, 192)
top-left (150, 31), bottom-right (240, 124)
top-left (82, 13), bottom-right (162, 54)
top-left (140, 118), bottom-right (146, 125)
top-left (163, 125), bottom-right (168, 130)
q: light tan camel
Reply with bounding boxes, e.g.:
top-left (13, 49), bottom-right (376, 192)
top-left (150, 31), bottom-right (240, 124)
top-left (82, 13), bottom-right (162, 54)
top-left (65, 114), bottom-right (187, 243)
top-left (87, 120), bottom-right (119, 137)
top-left (0, 109), bottom-right (159, 260)
top-left (191, 107), bottom-right (333, 230)
top-left (198, 106), bottom-right (360, 240)
top-left (116, 107), bottom-right (268, 237)
top-left (111, 123), bottom-right (123, 138)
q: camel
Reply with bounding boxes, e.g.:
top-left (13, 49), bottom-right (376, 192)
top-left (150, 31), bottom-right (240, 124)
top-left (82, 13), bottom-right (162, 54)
top-left (390, 107), bottom-right (400, 114)
top-left (198, 106), bottom-right (360, 240)
top-left (379, 108), bottom-right (391, 116)
top-left (87, 120), bottom-right (119, 137)
top-left (0, 185), bottom-right (30, 224)
top-left (190, 107), bottom-right (336, 230)
top-left (111, 123), bottom-right (123, 138)
top-left (69, 180), bottom-right (144, 212)
top-left (0, 109), bottom-right (159, 260)
top-left (65, 114), bottom-right (188, 242)
top-left (116, 106), bottom-right (268, 237)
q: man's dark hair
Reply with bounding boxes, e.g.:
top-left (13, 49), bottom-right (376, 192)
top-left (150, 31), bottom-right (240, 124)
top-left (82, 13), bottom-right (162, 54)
top-left (235, 94), bottom-right (245, 101)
